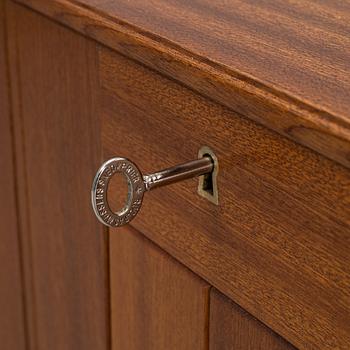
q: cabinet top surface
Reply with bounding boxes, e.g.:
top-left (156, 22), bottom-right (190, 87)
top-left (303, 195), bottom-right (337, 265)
top-left (17, 0), bottom-right (350, 167)
top-left (77, 0), bottom-right (350, 121)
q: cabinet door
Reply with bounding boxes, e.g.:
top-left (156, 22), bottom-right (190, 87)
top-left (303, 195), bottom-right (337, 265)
top-left (110, 226), bottom-right (210, 350)
top-left (6, 4), bottom-right (109, 349)
top-left (210, 289), bottom-right (297, 350)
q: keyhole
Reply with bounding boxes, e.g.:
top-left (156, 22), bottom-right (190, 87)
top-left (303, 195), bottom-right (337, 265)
top-left (197, 146), bottom-right (219, 205)
top-left (107, 172), bottom-right (129, 213)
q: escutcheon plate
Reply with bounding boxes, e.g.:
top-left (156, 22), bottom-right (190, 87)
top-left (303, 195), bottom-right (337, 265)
top-left (91, 157), bottom-right (145, 227)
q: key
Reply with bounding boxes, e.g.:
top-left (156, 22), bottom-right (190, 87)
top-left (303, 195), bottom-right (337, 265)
top-left (91, 155), bottom-right (214, 227)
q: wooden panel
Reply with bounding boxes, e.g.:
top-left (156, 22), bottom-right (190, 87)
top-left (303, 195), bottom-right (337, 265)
top-left (110, 225), bottom-right (210, 350)
top-left (0, 1), bottom-right (26, 349)
top-left (6, 4), bottom-right (109, 349)
top-left (210, 289), bottom-right (297, 350)
top-left (100, 47), bottom-right (350, 350)
top-left (14, 0), bottom-right (350, 168)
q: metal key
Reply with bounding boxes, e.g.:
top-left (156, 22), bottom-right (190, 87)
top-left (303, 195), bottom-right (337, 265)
top-left (91, 155), bottom-right (214, 227)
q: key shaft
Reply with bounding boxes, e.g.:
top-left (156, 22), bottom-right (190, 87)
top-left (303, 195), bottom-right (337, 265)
top-left (143, 156), bottom-right (213, 191)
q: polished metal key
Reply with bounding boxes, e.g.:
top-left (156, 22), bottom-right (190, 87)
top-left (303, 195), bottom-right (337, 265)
top-left (91, 153), bottom-right (215, 227)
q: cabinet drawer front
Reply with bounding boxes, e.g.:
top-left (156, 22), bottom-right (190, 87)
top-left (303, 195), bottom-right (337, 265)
top-left (99, 47), bottom-right (350, 350)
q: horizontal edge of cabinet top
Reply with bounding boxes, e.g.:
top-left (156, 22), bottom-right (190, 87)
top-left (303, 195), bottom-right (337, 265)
top-left (100, 46), bottom-right (350, 350)
top-left (14, 0), bottom-right (350, 169)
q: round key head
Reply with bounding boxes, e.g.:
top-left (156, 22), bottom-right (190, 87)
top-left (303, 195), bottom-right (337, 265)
top-left (91, 157), bottom-right (145, 227)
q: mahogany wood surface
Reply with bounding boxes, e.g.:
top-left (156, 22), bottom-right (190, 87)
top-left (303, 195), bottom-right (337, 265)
top-left (6, 4), bottom-right (109, 349)
top-left (210, 289), bottom-right (296, 350)
top-left (110, 225), bottom-right (210, 350)
top-left (14, 0), bottom-right (350, 168)
top-left (0, 1), bottom-right (26, 348)
top-left (100, 47), bottom-right (350, 350)
top-left (5, 2), bottom-right (350, 349)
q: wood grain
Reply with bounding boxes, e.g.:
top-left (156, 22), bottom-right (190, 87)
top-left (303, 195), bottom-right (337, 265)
top-left (210, 289), bottom-right (296, 350)
top-left (14, 0), bottom-right (350, 168)
top-left (0, 1), bottom-right (26, 348)
top-left (6, 4), bottom-right (109, 349)
top-left (100, 47), bottom-right (350, 350)
top-left (110, 225), bottom-right (210, 350)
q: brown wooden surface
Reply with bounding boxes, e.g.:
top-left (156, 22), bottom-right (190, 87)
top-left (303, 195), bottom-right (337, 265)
top-left (110, 225), bottom-right (210, 350)
top-left (210, 289), bottom-right (296, 350)
top-left (0, 1), bottom-right (26, 349)
top-left (100, 47), bottom-right (350, 350)
top-left (6, 4), bottom-right (109, 349)
top-left (15, 0), bottom-right (350, 168)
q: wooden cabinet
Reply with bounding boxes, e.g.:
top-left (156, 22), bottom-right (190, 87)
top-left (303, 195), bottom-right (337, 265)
top-left (1, 1), bottom-right (350, 350)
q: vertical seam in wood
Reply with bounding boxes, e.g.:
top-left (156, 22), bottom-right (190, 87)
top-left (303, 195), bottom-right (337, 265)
top-left (96, 42), bottom-right (112, 350)
top-left (5, 3), bottom-right (39, 348)
top-left (98, 46), bottom-right (112, 350)
top-left (206, 286), bottom-right (212, 350)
